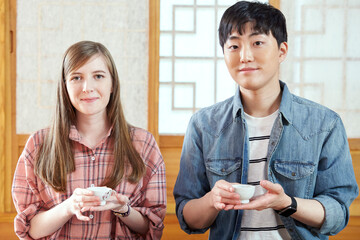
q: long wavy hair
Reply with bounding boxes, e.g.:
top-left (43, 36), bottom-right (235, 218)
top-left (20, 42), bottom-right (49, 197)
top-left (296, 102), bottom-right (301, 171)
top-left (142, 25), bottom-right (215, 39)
top-left (35, 41), bottom-right (145, 192)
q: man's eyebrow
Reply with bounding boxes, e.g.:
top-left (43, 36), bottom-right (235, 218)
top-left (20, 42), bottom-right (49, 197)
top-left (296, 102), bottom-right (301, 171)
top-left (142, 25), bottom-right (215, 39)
top-left (249, 31), bottom-right (266, 37)
top-left (228, 35), bottom-right (240, 40)
top-left (227, 31), bottom-right (266, 40)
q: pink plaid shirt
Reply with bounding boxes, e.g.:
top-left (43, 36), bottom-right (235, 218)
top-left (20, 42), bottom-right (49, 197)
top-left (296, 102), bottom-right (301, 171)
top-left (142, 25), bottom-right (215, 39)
top-left (12, 126), bottom-right (166, 240)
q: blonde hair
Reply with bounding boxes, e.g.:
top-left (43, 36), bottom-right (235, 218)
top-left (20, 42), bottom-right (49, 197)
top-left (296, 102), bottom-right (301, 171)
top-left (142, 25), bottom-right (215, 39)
top-left (35, 41), bottom-right (145, 192)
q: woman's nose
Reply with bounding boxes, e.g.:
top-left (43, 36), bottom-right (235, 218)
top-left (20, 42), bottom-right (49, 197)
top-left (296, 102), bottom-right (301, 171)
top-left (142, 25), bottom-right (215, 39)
top-left (82, 78), bottom-right (94, 93)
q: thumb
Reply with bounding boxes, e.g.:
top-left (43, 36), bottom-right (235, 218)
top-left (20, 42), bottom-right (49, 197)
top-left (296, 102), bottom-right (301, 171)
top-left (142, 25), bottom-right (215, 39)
top-left (115, 193), bottom-right (129, 205)
top-left (260, 180), bottom-right (282, 193)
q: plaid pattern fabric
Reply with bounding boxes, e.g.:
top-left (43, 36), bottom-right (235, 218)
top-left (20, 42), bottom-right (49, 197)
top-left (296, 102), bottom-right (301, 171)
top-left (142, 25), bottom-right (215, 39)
top-left (12, 126), bottom-right (166, 240)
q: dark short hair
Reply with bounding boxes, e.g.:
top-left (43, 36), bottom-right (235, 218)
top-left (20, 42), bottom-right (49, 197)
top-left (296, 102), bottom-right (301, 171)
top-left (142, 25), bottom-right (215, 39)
top-left (218, 1), bottom-right (287, 49)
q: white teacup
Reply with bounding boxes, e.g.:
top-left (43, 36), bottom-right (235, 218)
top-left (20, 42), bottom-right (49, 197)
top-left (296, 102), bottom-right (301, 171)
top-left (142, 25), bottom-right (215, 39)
top-left (87, 186), bottom-right (113, 205)
top-left (232, 184), bottom-right (255, 203)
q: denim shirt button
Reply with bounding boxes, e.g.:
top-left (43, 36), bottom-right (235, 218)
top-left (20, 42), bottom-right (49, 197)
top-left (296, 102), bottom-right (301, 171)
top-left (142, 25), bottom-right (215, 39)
top-left (291, 172), bottom-right (296, 176)
top-left (221, 168), bottom-right (226, 172)
top-left (271, 141), bottom-right (275, 146)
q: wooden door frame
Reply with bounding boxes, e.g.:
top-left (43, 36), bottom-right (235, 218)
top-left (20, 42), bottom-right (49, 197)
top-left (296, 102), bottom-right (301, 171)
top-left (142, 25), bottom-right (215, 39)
top-left (0, 0), bottom-right (17, 220)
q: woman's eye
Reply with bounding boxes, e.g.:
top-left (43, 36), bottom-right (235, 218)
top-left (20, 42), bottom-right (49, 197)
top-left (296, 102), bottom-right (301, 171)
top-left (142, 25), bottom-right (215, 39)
top-left (71, 76), bottom-right (81, 81)
top-left (95, 74), bottom-right (104, 79)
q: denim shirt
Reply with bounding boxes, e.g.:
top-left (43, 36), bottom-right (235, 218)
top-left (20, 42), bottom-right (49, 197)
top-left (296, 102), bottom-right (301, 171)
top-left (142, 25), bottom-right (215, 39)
top-left (173, 81), bottom-right (359, 240)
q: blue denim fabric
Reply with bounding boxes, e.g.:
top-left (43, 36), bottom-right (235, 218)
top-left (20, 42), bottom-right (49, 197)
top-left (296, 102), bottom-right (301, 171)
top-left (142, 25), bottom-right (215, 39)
top-left (173, 81), bottom-right (359, 240)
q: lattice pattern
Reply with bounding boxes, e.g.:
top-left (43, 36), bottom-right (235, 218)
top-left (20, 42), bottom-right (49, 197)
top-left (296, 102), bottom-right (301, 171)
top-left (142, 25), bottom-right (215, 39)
top-left (159, 0), bottom-right (269, 134)
top-left (281, 0), bottom-right (360, 137)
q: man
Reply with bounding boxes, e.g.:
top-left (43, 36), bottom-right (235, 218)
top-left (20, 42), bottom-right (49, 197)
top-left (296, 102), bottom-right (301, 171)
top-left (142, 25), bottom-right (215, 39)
top-left (173, 1), bottom-right (359, 239)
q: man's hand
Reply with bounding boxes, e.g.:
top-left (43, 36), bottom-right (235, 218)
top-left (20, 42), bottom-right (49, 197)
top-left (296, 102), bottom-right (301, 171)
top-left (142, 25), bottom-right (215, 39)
top-left (234, 180), bottom-right (291, 211)
top-left (209, 180), bottom-right (242, 210)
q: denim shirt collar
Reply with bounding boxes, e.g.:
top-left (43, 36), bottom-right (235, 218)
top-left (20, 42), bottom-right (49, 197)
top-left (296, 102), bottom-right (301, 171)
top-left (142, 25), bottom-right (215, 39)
top-left (232, 80), bottom-right (293, 124)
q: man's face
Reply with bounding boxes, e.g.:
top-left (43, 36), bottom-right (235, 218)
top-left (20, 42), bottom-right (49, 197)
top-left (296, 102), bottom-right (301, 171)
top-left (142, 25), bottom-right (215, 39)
top-left (223, 22), bottom-right (287, 93)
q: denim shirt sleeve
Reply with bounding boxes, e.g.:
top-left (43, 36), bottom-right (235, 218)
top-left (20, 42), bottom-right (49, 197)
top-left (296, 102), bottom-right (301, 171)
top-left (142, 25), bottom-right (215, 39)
top-left (173, 114), bottom-right (211, 234)
top-left (313, 116), bottom-right (359, 235)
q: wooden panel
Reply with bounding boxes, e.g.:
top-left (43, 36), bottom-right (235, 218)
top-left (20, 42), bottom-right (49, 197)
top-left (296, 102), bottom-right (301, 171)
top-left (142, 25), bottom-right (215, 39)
top-left (0, 0), bottom-right (7, 214)
top-left (269, 0), bottom-right (280, 9)
top-left (349, 150), bottom-right (360, 216)
top-left (0, 0), bottom-right (16, 214)
top-left (160, 135), bottom-right (184, 148)
top-left (162, 214), bottom-right (209, 240)
top-left (148, 0), bottom-right (160, 143)
top-left (161, 147), bottom-right (182, 214)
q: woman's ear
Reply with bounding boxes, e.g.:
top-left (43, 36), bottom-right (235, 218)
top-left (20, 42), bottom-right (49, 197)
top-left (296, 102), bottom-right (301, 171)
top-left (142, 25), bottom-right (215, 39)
top-left (278, 42), bottom-right (288, 63)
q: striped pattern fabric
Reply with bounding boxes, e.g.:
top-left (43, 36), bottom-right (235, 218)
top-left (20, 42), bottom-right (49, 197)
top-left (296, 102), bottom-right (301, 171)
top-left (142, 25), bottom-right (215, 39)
top-left (12, 126), bottom-right (166, 240)
top-left (239, 111), bottom-right (290, 240)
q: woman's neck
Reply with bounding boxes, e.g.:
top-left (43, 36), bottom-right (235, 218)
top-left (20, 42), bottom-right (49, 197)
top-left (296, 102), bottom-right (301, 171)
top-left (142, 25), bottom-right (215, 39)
top-left (75, 111), bottom-right (111, 148)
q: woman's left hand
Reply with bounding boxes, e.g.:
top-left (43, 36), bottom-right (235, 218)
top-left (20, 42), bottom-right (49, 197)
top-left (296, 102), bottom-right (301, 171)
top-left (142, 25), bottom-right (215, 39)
top-left (80, 191), bottom-right (129, 212)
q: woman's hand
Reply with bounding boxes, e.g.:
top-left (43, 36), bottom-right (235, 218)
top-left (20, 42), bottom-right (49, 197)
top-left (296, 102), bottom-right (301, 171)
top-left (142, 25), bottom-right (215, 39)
top-left (67, 188), bottom-right (102, 221)
top-left (81, 191), bottom-right (130, 212)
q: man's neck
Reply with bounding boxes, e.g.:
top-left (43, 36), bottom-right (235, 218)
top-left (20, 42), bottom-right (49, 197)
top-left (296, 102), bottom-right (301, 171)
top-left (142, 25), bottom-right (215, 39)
top-left (240, 82), bottom-right (282, 118)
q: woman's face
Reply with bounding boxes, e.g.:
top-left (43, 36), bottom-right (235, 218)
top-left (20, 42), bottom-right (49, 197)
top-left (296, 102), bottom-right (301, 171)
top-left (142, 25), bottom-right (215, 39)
top-left (65, 54), bottom-right (113, 119)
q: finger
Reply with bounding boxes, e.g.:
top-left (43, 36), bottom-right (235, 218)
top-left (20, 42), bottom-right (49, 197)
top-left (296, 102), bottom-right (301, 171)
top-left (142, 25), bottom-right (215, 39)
top-left (214, 202), bottom-right (225, 210)
top-left (81, 200), bottom-right (101, 207)
top-left (234, 197), bottom-right (268, 210)
top-left (75, 195), bottom-right (100, 203)
top-left (217, 195), bottom-right (241, 205)
top-left (215, 180), bottom-right (234, 192)
top-left (224, 204), bottom-right (236, 211)
top-left (75, 210), bottom-right (90, 221)
top-left (74, 188), bottom-right (93, 196)
top-left (88, 205), bottom-right (109, 212)
top-left (260, 180), bottom-right (283, 194)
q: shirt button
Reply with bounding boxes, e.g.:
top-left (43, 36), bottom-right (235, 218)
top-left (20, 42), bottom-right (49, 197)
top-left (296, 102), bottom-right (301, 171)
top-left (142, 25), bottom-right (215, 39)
top-left (89, 214), bottom-right (94, 219)
top-left (221, 168), bottom-right (226, 172)
top-left (91, 156), bottom-right (95, 161)
top-left (291, 172), bottom-right (296, 176)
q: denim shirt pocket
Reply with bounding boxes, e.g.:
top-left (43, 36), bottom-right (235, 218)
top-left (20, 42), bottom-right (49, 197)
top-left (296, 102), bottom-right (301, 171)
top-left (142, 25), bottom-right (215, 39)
top-left (273, 160), bottom-right (316, 197)
top-left (205, 158), bottom-right (242, 187)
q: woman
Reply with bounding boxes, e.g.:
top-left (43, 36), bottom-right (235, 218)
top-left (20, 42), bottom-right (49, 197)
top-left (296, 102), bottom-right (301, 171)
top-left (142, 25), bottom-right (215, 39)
top-left (12, 41), bottom-right (166, 239)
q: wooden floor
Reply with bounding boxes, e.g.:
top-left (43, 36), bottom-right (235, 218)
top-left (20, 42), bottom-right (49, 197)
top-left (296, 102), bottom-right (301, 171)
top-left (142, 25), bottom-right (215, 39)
top-left (1, 214), bottom-right (359, 239)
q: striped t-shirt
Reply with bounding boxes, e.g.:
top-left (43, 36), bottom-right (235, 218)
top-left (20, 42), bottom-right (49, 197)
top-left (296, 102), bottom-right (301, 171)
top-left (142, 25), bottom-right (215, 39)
top-left (239, 110), bottom-right (291, 240)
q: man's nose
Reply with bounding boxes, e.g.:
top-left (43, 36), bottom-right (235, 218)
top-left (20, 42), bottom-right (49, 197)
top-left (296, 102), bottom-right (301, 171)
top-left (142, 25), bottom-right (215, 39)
top-left (240, 45), bottom-right (254, 63)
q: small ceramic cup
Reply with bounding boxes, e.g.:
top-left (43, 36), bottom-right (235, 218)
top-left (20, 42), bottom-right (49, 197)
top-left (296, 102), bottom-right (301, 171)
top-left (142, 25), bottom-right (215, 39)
top-left (87, 186), bottom-right (113, 205)
top-left (231, 184), bottom-right (255, 204)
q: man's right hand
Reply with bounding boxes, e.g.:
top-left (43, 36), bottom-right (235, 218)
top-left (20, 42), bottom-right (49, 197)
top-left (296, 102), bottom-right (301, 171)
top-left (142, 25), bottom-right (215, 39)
top-left (209, 180), bottom-right (242, 211)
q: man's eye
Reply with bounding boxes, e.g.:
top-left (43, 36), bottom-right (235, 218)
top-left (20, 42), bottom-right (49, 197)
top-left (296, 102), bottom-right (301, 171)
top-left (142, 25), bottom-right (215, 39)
top-left (229, 45), bottom-right (238, 50)
top-left (254, 41), bottom-right (263, 46)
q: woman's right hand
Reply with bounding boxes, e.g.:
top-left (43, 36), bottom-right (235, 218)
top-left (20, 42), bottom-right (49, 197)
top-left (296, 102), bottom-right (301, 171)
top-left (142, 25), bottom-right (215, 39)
top-left (66, 188), bottom-right (102, 221)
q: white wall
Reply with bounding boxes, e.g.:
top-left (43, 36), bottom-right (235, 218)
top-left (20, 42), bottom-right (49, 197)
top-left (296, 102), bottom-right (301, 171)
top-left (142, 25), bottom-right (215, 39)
top-left (16, 0), bottom-right (149, 134)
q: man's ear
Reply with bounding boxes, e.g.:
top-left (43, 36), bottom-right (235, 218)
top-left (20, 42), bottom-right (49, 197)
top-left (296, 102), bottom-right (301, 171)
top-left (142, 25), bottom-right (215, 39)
top-left (279, 42), bottom-right (288, 63)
